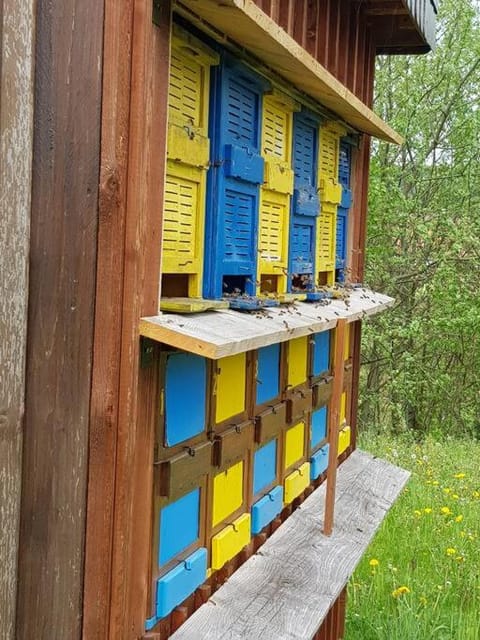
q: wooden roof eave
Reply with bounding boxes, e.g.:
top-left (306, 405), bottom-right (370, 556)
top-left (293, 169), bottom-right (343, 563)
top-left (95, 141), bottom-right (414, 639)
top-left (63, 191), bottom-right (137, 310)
top-left (174, 0), bottom-right (404, 145)
top-left (140, 289), bottom-right (395, 359)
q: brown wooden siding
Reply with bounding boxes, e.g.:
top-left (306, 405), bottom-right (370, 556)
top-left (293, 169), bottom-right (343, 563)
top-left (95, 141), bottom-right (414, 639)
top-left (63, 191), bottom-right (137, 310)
top-left (253, 0), bottom-right (376, 106)
top-left (15, 0), bottom-right (104, 637)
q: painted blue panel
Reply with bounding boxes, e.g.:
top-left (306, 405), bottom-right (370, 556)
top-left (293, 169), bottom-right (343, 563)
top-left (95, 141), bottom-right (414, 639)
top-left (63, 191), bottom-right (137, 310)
top-left (338, 142), bottom-right (351, 188)
top-left (156, 548), bottom-right (207, 619)
top-left (165, 353), bottom-right (207, 446)
top-left (159, 488), bottom-right (200, 566)
top-left (311, 406), bottom-right (328, 448)
top-left (288, 110), bottom-right (321, 292)
top-left (336, 207), bottom-right (347, 270)
top-left (311, 444), bottom-right (329, 480)
top-left (224, 144), bottom-right (264, 184)
top-left (204, 58), bottom-right (268, 299)
top-left (290, 221), bottom-right (314, 275)
top-left (223, 188), bottom-right (256, 267)
top-left (228, 297), bottom-right (279, 311)
top-left (253, 439), bottom-right (277, 495)
top-left (312, 331), bottom-right (331, 376)
top-left (256, 343), bottom-right (280, 405)
top-left (251, 485), bottom-right (283, 534)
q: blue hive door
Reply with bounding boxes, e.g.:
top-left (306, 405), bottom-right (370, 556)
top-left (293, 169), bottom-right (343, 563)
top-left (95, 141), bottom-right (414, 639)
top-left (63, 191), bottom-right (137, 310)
top-left (336, 141), bottom-right (353, 279)
top-left (204, 58), bottom-right (269, 299)
top-left (289, 110), bottom-right (321, 292)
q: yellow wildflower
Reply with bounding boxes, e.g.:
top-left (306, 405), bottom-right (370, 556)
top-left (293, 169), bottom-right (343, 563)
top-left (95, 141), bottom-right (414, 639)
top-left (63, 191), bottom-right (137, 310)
top-left (392, 586), bottom-right (411, 598)
top-left (446, 547), bottom-right (456, 556)
top-left (443, 488), bottom-right (451, 494)
top-left (424, 508), bottom-right (432, 514)
top-left (369, 558), bottom-right (379, 567)
top-left (455, 514), bottom-right (463, 523)
top-left (452, 494), bottom-right (459, 500)
top-left (414, 509), bottom-right (422, 517)
top-left (455, 556), bottom-right (464, 563)
top-left (454, 473), bottom-right (466, 479)
top-left (441, 506), bottom-right (452, 516)
top-left (432, 480), bottom-right (440, 486)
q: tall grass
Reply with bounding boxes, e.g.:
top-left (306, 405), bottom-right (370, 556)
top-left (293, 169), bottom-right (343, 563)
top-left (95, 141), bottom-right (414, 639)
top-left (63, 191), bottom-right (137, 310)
top-left (345, 434), bottom-right (480, 640)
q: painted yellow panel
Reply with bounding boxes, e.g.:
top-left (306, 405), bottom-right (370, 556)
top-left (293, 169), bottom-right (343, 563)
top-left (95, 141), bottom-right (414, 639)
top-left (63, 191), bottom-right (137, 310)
top-left (284, 462), bottom-right (310, 504)
top-left (338, 425), bottom-right (351, 456)
top-left (212, 460), bottom-right (244, 527)
top-left (211, 513), bottom-right (251, 570)
top-left (284, 422), bottom-right (305, 470)
top-left (264, 160), bottom-right (294, 194)
top-left (340, 392), bottom-right (347, 424)
top-left (316, 202), bottom-right (336, 276)
top-left (167, 123), bottom-right (209, 167)
top-left (262, 94), bottom-right (296, 162)
top-left (257, 191), bottom-right (290, 292)
top-left (215, 353), bottom-right (246, 424)
top-left (287, 336), bottom-right (308, 388)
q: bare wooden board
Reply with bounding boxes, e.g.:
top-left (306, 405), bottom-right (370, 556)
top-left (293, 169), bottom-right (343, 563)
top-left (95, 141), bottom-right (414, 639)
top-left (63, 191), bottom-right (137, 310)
top-left (0, 1), bottom-right (35, 637)
top-left (170, 450), bottom-right (410, 640)
top-left (160, 298), bottom-right (229, 313)
top-left (140, 289), bottom-right (394, 358)
top-left (174, 0), bottom-right (403, 144)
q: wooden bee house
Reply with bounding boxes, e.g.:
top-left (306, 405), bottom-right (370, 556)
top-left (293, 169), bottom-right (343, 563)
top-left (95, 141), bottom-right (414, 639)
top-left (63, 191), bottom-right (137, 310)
top-left (2, 1), bottom-right (437, 639)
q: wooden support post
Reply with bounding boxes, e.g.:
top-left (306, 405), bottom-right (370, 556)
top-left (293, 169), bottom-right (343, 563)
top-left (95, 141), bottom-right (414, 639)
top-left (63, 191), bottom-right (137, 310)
top-left (323, 319), bottom-right (346, 536)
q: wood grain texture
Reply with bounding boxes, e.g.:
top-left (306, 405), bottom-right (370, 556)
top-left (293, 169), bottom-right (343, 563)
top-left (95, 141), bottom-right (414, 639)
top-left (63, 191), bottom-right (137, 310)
top-left (0, 0), bottom-right (35, 637)
top-left (15, 0), bottom-right (104, 637)
top-left (174, 0), bottom-right (403, 144)
top-left (82, 0), bottom-right (134, 636)
top-left (140, 289), bottom-right (395, 359)
top-left (170, 450), bottom-right (410, 640)
top-left (107, 1), bottom-right (171, 637)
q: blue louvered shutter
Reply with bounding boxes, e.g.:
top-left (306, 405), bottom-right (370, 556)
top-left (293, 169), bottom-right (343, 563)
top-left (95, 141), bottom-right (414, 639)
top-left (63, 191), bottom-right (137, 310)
top-left (336, 141), bottom-right (353, 275)
top-left (204, 59), bottom-right (268, 299)
top-left (288, 110), bottom-right (321, 290)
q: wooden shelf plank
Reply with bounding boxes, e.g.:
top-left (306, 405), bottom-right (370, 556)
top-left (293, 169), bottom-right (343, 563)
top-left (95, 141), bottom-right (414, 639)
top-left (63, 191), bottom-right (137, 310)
top-left (170, 449), bottom-right (410, 640)
top-left (175, 0), bottom-right (403, 144)
top-left (139, 288), bottom-right (394, 358)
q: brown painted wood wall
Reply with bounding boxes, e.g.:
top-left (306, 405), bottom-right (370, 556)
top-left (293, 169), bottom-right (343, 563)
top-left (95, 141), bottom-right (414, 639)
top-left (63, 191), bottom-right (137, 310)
top-left (0, 1), bottom-right (35, 638)
top-left (15, 0), bottom-right (104, 637)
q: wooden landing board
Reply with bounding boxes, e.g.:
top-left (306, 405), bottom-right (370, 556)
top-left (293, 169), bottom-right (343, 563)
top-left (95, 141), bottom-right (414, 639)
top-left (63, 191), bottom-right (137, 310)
top-left (140, 289), bottom-right (394, 359)
top-left (160, 298), bottom-right (229, 313)
top-left (170, 450), bottom-right (410, 640)
top-left (174, 0), bottom-right (403, 145)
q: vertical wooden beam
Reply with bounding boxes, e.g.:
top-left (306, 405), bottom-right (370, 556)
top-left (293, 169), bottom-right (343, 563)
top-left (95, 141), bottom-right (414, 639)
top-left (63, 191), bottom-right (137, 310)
top-left (323, 319), bottom-right (346, 536)
top-left (16, 0), bottom-right (104, 637)
top-left (82, 0), bottom-right (134, 637)
top-left (107, 1), bottom-right (171, 637)
top-left (0, 0), bottom-right (35, 637)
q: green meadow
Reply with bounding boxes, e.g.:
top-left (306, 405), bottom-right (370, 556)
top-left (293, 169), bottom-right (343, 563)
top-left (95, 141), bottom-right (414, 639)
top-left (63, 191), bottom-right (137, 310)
top-left (345, 434), bottom-right (480, 640)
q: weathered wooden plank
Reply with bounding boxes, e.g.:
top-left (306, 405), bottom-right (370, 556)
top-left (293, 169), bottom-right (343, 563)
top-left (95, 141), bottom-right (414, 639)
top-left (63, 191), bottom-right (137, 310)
top-left (0, 0), bottom-right (35, 637)
top-left (82, 0), bottom-right (135, 636)
top-left (107, 2), bottom-right (171, 638)
top-left (140, 289), bottom-right (395, 359)
top-left (174, 0), bottom-right (403, 144)
top-left (15, 0), bottom-right (104, 637)
top-left (170, 450), bottom-right (410, 640)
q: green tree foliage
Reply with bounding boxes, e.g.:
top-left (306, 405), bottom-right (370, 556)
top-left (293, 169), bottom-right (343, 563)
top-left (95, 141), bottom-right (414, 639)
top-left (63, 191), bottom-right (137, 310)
top-left (360, 0), bottom-right (480, 437)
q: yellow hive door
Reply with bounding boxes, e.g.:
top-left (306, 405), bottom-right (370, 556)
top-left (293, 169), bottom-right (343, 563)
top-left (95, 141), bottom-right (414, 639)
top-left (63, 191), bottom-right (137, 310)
top-left (317, 123), bottom-right (345, 286)
top-left (211, 513), bottom-right (251, 570)
top-left (340, 391), bottom-right (347, 425)
top-left (287, 336), bottom-right (308, 388)
top-left (258, 92), bottom-right (298, 294)
top-left (212, 460), bottom-right (244, 527)
top-left (284, 422), bottom-right (305, 470)
top-left (163, 27), bottom-right (219, 296)
top-left (284, 462), bottom-right (310, 504)
top-left (338, 425), bottom-right (351, 455)
top-left (215, 353), bottom-right (247, 424)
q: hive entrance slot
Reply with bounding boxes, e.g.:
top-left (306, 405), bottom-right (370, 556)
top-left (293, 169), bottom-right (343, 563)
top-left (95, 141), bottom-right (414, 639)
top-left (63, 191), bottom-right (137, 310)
top-left (222, 275), bottom-right (248, 297)
top-left (291, 274), bottom-right (312, 292)
top-left (335, 268), bottom-right (345, 284)
top-left (260, 274), bottom-right (279, 294)
top-left (317, 272), bottom-right (329, 287)
top-left (162, 274), bottom-right (189, 298)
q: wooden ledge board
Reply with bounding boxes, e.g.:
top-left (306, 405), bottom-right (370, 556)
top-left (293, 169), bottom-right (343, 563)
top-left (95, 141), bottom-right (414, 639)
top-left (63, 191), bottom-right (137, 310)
top-left (175, 0), bottom-right (403, 145)
top-left (139, 289), bottom-right (394, 359)
top-left (170, 449), bottom-right (410, 640)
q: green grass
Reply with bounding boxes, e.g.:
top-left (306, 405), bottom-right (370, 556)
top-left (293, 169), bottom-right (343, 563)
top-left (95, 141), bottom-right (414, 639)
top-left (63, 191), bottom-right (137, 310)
top-left (345, 433), bottom-right (480, 640)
